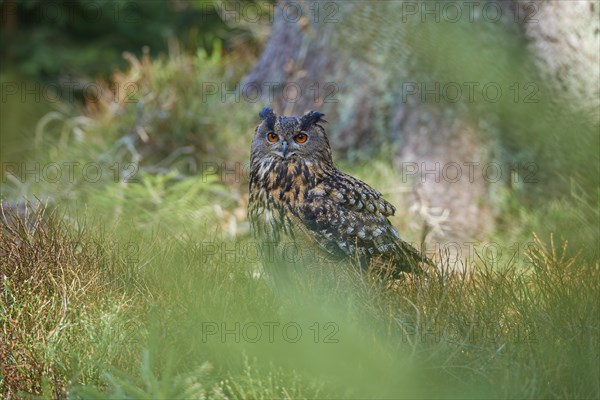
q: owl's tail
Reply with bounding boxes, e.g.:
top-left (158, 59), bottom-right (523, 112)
top-left (394, 239), bottom-right (435, 274)
top-left (360, 240), bottom-right (434, 278)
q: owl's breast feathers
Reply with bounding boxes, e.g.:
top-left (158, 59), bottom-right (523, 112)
top-left (249, 157), bottom-right (428, 272)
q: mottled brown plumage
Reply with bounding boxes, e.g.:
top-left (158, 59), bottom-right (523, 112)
top-left (248, 107), bottom-right (430, 276)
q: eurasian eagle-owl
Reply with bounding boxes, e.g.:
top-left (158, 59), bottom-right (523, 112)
top-left (248, 107), bottom-right (431, 277)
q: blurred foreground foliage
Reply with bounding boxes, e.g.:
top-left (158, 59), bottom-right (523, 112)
top-left (1, 201), bottom-right (598, 398)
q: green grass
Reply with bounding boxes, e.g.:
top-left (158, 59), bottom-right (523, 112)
top-left (2, 191), bottom-right (598, 399)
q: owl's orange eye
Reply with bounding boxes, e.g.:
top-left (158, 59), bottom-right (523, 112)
top-left (267, 132), bottom-right (279, 143)
top-left (294, 133), bottom-right (308, 143)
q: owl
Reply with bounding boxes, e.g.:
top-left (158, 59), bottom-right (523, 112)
top-left (248, 107), bottom-right (431, 277)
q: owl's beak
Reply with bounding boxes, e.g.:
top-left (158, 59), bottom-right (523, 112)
top-left (281, 141), bottom-right (289, 158)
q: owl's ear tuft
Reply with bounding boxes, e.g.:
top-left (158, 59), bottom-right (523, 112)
top-left (300, 110), bottom-right (326, 130)
top-left (259, 107), bottom-right (276, 130)
top-left (259, 107), bottom-right (276, 120)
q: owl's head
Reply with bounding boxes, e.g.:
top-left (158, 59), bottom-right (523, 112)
top-left (251, 107), bottom-right (332, 166)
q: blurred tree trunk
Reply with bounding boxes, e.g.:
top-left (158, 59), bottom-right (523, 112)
top-left (243, 1), bottom-right (599, 265)
top-left (515, 0), bottom-right (599, 123)
top-left (1, 0), bottom-right (17, 32)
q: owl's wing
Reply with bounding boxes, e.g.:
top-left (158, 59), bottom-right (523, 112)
top-left (283, 210), bottom-right (348, 265)
top-left (293, 173), bottom-right (428, 272)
